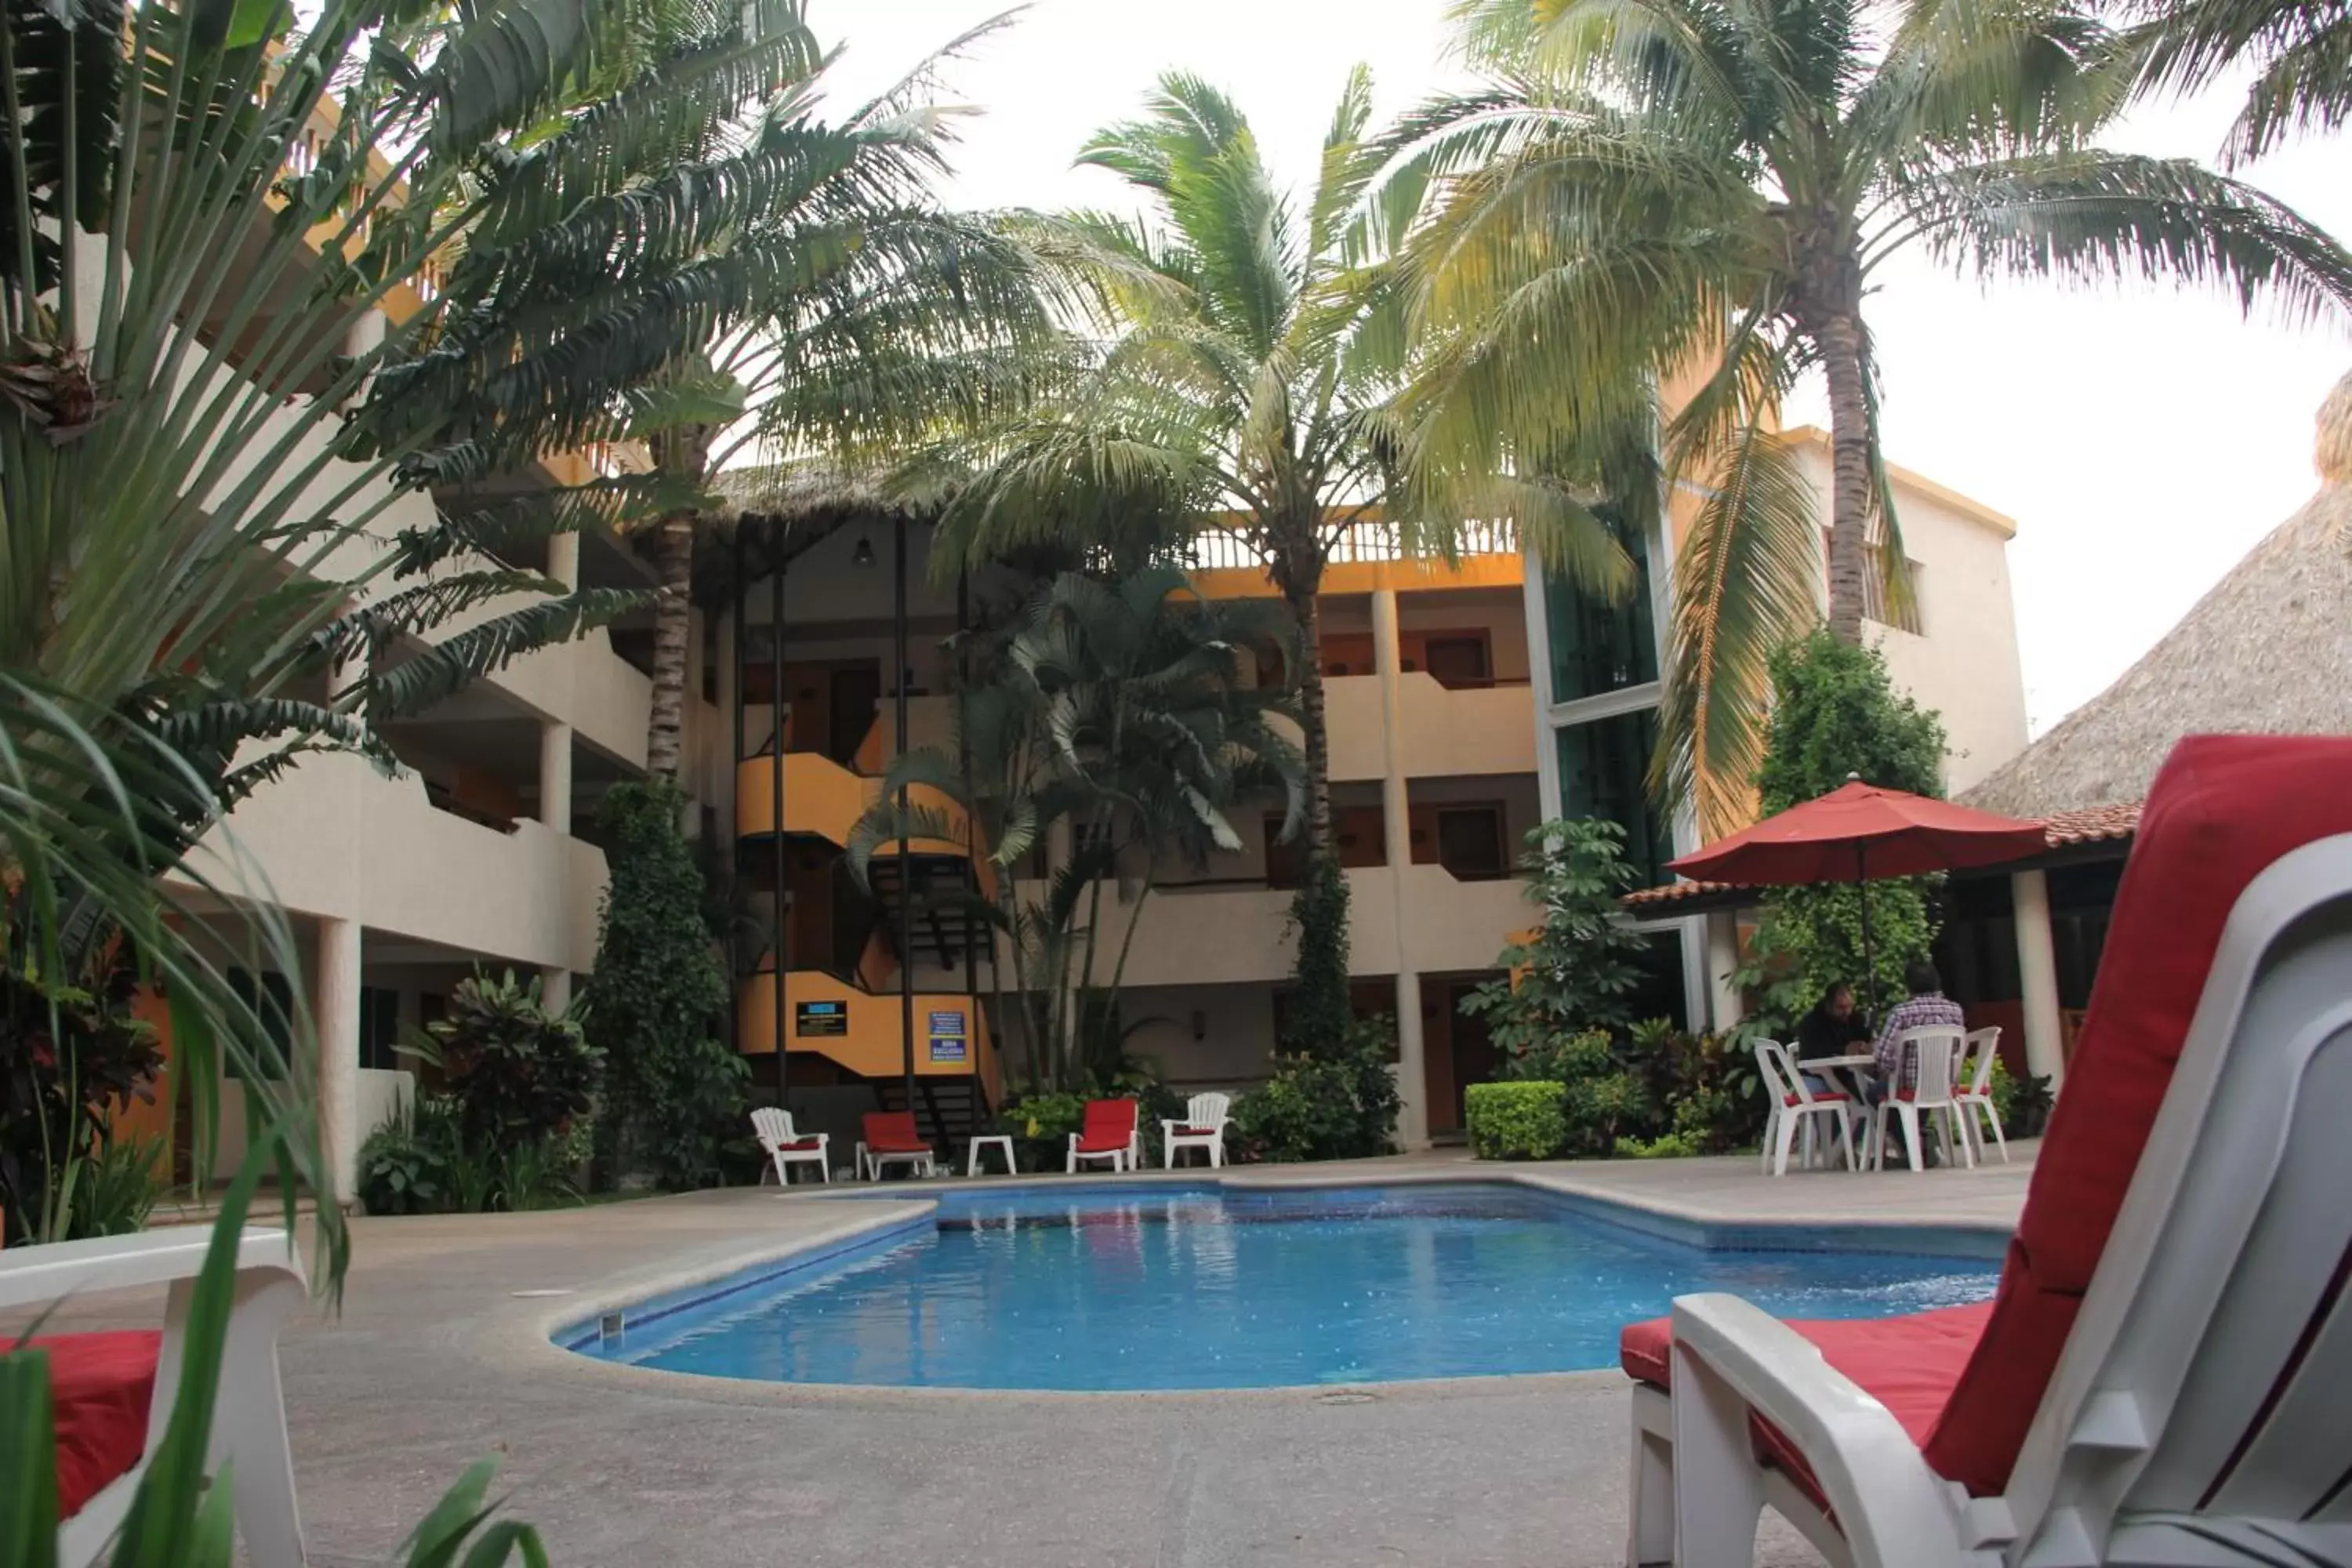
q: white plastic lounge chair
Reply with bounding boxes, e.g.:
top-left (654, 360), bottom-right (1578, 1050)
top-left (1755, 1041), bottom-right (1854, 1177)
top-left (1954, 1026), bottom-right (2010, 1164)
top-left (1617, 734), bottom-right (2352, 1568)
top-left (1868, 1024), bottom-right (1971, 1172)
top-left (1, 1226), bottom-right (307, 1568)
top-left (1161, 1093), bottom-right (1233, 1168)
top-left (750, 1106), bottom-right (829, 1185)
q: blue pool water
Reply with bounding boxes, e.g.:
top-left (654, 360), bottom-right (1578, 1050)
top-left (569, 1183), bottom-right (1999, 1389)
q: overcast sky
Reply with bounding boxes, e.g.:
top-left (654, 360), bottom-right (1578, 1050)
top-left (819, 0), bottom-right (2352, 736)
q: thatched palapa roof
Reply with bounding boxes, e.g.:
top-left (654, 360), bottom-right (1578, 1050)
top-left (691, 459), bottom-right (948, 605)
top-left (1959, 373), bottom-right (2352, 821)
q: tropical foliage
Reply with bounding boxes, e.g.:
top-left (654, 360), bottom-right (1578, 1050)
top-left (362, 0), bottom-right (1069, 781)
top-left (1388, 0), bottom-right (2352, 833)
top-left (1459, 818), bottom-right (1654, 1053)
top-left (851, 564), bottom-right (1303, 1094)
top-left (1741, 633), bottom-right (1948, 1020)
top-left (425, 971), bottom-right (602, 1156)
top-left (584, 780), bottom-right (743, 1189)
top-left (2129, 0), bottom-right (2352, 162)
top-left (1231, 1014), bottom-right (1402, 1162)
top-left (927, 72), bottom-right (1631, 875)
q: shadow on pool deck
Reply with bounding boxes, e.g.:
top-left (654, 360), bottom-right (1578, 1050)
top-left (10, 1146), bottom-right (2033, 1568)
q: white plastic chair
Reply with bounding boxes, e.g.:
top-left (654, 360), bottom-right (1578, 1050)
top-left (1161, 1092), bottom-right (1232, 1168)
top-left (1868, 1024), bottom-right (1971, 1173)
top-left (1624, 822), bottom-right (2352, 1568)
top-left (1754, 1040), bottom-right (1854, 1177)
top-left (1953, 1026), bottom-right (2009, 1163)
top-left (0, 1227), bottom-right (307, 1568)
top-left (750, 1106), bottom-right (829, 1185)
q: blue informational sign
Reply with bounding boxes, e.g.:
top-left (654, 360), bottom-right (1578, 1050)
top-left (928, 1009), bottom-right (966, 1036)
top-left (795, 999), bottom-right (848, 1037)
top-left (928, 1035), bottom-right (967, 1064)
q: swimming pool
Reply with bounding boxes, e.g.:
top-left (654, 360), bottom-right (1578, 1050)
top-left (564, 1181), bottom-right (1999, 1390)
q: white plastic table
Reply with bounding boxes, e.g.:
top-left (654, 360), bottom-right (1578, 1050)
top-left (967, 1134), bottom-right (1017, 1177)
top-left (1801, 1054), bottom-right (1879, 1169)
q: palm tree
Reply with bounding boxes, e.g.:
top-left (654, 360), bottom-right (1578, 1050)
top-left (848, 564), bottom-right (1303, 1092)
top-left (1388, 0), bottom-right (2352, 836)
top-left (2, 0), bottom-right (667, 1257)
top-left (2129, 0), bottom-right (2352, 162)
top-left (364, 2), bottom-right (1065, 785)
top-left (927, 71), bottom-right (1617, 874)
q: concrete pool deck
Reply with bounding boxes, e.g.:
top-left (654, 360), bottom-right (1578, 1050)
top-left (13, 1145), bottom-right (2034, 1566)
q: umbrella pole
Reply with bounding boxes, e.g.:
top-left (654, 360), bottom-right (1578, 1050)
top-left (1857, 844), bottom-right (1876, 1020)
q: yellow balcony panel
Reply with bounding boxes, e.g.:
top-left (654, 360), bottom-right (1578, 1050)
top-left (738, 970), bottom-right (1000, 1108)
top-left (735, 752), bottom-right (976, 864)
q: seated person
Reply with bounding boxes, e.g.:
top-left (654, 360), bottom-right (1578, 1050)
top-left (1794, 981), bottom-right (1870, 1083)
top-left (1868, 958), bottom-right (1968, 1107)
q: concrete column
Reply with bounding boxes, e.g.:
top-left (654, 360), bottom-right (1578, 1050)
top-left (2012, 869), bottom-right (2067, 1090)
top-left (339, 308), bottom-right (385, 409)
top-left (539, 967), bottom-right (572, 1014)
top-left (547, 529), bottom-right (581, 591)
top-left (314, 917), bottom-right (362, 1209)
top-left (539, 720), bottom-right (573, 835)
top-left (1370, 589), bottom-right (1428, 1148)
top-left (1704, 909), bottom-right (1744, 1033)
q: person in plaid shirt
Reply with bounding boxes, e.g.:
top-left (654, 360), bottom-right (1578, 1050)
top-left (1870, 958), bottom-right (1968, 1094)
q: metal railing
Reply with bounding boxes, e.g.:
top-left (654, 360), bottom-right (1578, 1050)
top-left (1187, 517), bottom-right (1520, 572)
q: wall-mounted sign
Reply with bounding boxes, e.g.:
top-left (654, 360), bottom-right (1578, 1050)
top-left (795, 999), bottom-right (848, 1037)
top-left (928, 1007), bottom-right (968, 1064)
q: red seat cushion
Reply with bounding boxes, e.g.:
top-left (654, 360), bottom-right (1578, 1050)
top-left (771, 1138), bottom-right (822, 1152)
top-left (1174, 1125), bottom-right (1218, 1136)
top-left (35, 1331), bottom-right (162, 1520)
top-left (1922, 735), bottom-right (2352, 1497)
top-left (1620, 1304), bottom-right (1994, 1515)
top-left (1784, 1091), bottom-right (1849, 1105)
top-left (862, 1113), bottom-right (927, 1152)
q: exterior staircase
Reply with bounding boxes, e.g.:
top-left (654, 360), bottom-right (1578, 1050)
top-left (875, 1072), bottom-right (993, 1156)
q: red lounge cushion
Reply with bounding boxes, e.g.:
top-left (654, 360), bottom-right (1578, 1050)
top-left (862, 1114), bottom-right (926, 1152)
top-left (1620, 1304), bottom-right (1994, 1515)
top-left (1784, 1091), bottom-right (1849, 1105)
top-left (1073, 1136), bottom-right (1131, 1153)
top-left (36, 1331), bottom-right (162, 1520)
top-left (869, 1140), bottom-right (928, 1155)
top-left (1923, 736), bottom-right (2352, 1497)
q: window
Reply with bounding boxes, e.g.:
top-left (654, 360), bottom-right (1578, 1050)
top-left (1555, 709), bottom-right (1674, 887)
top-left (223, 969), bottom-right (296, 1080)
top-left (358, 986), bottom-right (404, 1072)
top-left (1822, 530), bottom-right (1926, 634)
top-left (1545, 514), bottom-right (1658, 703)
top-left (1421, 636), bottom-right (1492, 690)
top-left (1433, 806), bottom-right (1508, 880)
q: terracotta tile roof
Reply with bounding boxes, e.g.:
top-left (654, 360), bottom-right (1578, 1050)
top-left (1621, 800), bottom-right (2145, 909)
top-left (2041, 801), bottom-right (2142, 845)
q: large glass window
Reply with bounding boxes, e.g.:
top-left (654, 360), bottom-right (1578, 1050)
top-left (1555, 709), bottom-right (1673, 886)
top-left (1545, 514), bottom-right (1658, 703)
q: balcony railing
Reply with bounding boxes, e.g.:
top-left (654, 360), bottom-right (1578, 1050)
top-left (1187, 518), bottom-right (1520, 574)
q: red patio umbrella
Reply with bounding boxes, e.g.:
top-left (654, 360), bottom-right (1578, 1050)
top-left (1666, 778), bottom-right (2048, 1012)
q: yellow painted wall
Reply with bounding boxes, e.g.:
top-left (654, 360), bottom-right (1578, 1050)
top-left (737, 971), bottom-right (1000, 1108)
top-left (1192, 552), bottom-right (1524, 601)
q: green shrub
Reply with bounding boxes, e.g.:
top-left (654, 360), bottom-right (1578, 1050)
top-left (1280, 857), bottom-right (1355, 1057)
top-left (1613, 1131), bottom-right (1703, 1159)
top-left (585, 780), bottom-right (746, 1189)
top-left (1234, 1014), bottom-right (1400, 1162)
top-left (1460, 819), bottom-right (1654, 1061)
top-left (1000, 1091), bottom-right (1089, 1167)
top-left (428, 970), bottom-right (602, 1152)
top-left (1466, 1082), bottom-right (1568, 1160)
top-left (358, 1102), bottom-right (450, 1216)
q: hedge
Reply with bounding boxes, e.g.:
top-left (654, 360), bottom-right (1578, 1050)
top-left (1465, 1081), bottom-right (1567, 1160)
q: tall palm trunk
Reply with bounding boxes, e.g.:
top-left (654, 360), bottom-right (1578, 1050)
top-left (1284, 577), bottom-right (1334, 871)
top-left (1801, 231), bottom-right (1874, 646)
top-left (644, 425), bottom-right (715, 783)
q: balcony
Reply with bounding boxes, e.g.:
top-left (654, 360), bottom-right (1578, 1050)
top-left (1320, 673), bottom-right (1537, 782)
top-left (733, 750), bottom-right (971, 860)
top-left (177, 750), bottom-right (606, 973)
